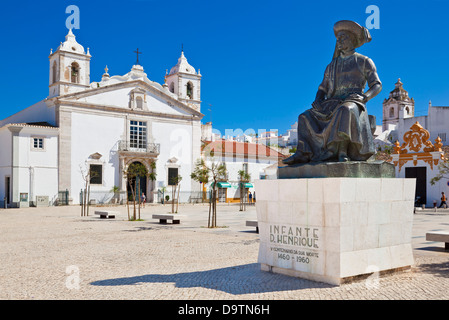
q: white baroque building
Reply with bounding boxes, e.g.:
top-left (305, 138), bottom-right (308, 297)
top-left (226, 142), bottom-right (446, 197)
top-left (0, 30), bottom-right (204, 207)
top-left (378, 79), bottom-right (449, 150)
top-left (378, 79), bottom-right (449, 207)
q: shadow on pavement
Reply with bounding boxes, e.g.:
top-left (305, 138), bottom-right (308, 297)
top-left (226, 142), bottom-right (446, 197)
top-left (416, 246), bottom-right (449, 253)
top-left (90, 263), bottom-right (335, 294)
top-left (415, 260), bottom-right (449, 279)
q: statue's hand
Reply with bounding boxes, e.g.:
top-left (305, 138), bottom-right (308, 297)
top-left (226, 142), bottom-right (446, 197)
top-left (312, 99), bottom-right (323, 111)
top-left (347, 93), bottom-right (366, 103)
top-left (313, 90), bottom-right (326, 112)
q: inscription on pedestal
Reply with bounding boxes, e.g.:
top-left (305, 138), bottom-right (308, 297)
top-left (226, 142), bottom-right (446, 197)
top-left (269, 225), bottom-right (319, 247)
top-left (267, 224), bottom-right (322, 267)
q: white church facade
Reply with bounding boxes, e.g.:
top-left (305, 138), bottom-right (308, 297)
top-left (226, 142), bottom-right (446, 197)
top-left (0, 30), bottom-right (204, 207)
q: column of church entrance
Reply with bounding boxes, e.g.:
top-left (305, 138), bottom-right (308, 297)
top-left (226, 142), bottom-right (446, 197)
top-left (150, 165), bottom-right (157, 203)
top-left (144, 159), bottom-right (155, 204)
top-left (119, 157), bottom-right (126, 192)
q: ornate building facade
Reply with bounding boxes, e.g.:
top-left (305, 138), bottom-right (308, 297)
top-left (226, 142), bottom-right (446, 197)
top-left (0, 30), bottom-right (204, 207)
top-left (391, 121), bottom-right (445, 207)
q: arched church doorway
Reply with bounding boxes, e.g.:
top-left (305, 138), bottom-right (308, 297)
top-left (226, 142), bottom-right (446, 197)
top-left (127, 161), bottom-right (148, 202)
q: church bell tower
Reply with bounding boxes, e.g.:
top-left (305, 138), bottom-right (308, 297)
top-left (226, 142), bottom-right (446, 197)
top-left (48, 29), bottom-right (91, 98)
top-left (382, 79), bottom-right (414, 131)
top-left (165, 50), bottom-right (202, 112)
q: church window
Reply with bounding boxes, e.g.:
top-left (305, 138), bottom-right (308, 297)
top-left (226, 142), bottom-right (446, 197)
top-left (389, 107), bottom-right (395, 118)
top-left (89, 164), bottom-right (103, 185)
top-left (52, 61), bottom-right (57, 84)
top-left (32, 138), bottom-right (44, 150)
top-left (405, 107), bottom-right (410, 115)
top-left (168, 167), bottom-right (179, 186)
top-left (71, 62), bottom-right (80, 83)
top-left (186, 82), bottom-right (193, 99)
top-left (130, 120), bottom-right (147, 149)
top-left (169, 82), bottom-right (175, 93)
top-left (136, 97), bottom-right (143, 109)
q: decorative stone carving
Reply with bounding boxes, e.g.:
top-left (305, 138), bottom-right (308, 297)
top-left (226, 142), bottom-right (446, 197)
top-left (89, 152), bottom-right (102, 160)
top-left (129, 87), bottom-right (147, 110)
top-left (392, 121), bottom-right (445, 171)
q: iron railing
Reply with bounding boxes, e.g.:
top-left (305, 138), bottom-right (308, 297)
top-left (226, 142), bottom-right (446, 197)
top-left (118, 140), bottom-right (160, 154)
top-left (57, 189), bottom-right (69, 206)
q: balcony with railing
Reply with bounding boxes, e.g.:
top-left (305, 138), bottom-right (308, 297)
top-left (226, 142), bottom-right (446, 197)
top-left (118, 140), bottom-right (160, 155)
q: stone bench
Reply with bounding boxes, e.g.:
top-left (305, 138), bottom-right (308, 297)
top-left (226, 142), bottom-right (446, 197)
top-left (152, 214), bottom-right (185, 224)
top-left (426, 231), bottom-right (449, 250)
top-left (246, 220), bottom-right (259, 233)
top-left (95, 210), bottom-right (119, 219)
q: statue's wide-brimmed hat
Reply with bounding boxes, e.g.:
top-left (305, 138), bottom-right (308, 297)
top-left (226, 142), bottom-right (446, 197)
top-left (333, 20), bottom-right (372, 48)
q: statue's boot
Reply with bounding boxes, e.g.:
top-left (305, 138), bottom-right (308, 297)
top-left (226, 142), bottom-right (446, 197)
top-left (282, 152), bottom-right (310, 165)
top-left (347, 142), bottom-right (373, 161)
top-left (338, 153), bottom-right (350, 162)
top-left (337, 139), bottom-right (350, 162)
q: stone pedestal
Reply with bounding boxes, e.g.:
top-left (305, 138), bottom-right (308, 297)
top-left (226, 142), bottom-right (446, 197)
top-left (255, 177), bottom-right (415, 285)
top-left (278, 160), bottom-right (396, 179)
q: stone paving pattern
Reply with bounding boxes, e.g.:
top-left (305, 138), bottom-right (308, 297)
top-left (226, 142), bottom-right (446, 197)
top-left (0, 204), bottom-right (448, 300)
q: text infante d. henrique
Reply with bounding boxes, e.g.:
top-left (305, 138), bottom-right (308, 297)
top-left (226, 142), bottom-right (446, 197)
top-left (269, 225), bottom-right (319, 248)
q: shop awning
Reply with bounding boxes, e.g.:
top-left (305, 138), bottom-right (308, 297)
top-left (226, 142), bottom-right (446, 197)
top-left (217, 182), bottom-right (231, 188)
top-left (242, 183), bottom-right (253, 188)
top-left (213, 182), bottom-right (231, 188)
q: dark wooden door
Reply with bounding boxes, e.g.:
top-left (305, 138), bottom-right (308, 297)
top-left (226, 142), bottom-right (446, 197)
top-left (5, 177), bottom-right (10, 205)
top-left (405, 167), bottom-right (427, 206)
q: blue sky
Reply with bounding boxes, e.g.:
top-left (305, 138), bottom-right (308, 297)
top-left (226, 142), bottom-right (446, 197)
top-left (1, 0), bottom-right (449, 136)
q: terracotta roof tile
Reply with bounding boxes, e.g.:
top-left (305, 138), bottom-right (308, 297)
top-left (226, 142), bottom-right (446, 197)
top-left (202, 140), bottom-right (286, 159)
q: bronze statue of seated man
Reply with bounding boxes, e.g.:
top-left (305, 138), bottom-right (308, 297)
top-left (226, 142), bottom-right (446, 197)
top-left (283, 20), bottom-right (382, 165)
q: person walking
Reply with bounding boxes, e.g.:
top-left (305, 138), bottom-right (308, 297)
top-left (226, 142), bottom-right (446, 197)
top-left (439, 192), bottom-right (447, 209)
top-left (141, 192), bottom-right (146, 208)
top-left (248, 192), bottom-right (253, 205)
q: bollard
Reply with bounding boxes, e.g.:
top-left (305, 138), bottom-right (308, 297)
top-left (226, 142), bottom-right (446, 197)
top-left (3, 197), bottom-right (7, 209)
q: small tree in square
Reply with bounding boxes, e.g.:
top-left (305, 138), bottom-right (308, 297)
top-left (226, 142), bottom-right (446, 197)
top-left (191, 157), bottom-right (228, 228)
top-left (238, 169), bottom-right (251, 212)
top-left (170, 174), bottom-right (182, 213)
top-left (79, 164), bottom-right (99, 217)
top-left (124, 162), bottom-right (148, 221)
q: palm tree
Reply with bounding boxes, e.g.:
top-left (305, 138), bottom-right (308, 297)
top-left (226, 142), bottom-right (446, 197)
top-left (159, 186), bottom-right (167, 204)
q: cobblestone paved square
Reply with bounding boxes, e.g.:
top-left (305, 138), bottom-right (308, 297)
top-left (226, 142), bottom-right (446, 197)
top-left (0, 204), bottom-right (448, 300)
